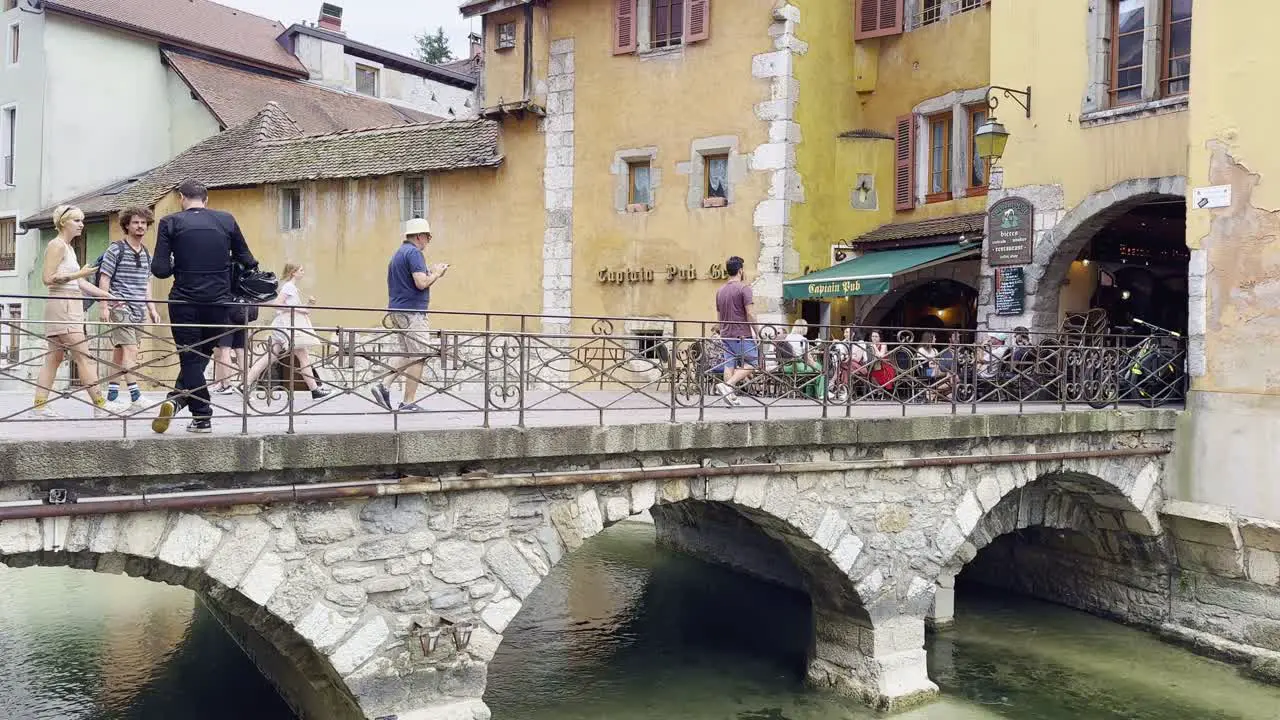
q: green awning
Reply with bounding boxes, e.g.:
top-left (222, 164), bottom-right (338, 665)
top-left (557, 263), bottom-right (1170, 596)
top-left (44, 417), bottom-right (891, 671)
top-left (783, 243), bottom-right (979, 300)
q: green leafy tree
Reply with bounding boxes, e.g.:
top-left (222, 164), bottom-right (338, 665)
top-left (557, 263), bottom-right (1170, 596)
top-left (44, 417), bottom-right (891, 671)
top-left (415, 27), bottom-right (455, 64)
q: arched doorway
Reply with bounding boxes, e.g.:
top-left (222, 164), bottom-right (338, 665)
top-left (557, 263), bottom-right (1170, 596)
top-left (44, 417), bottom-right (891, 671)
top-left (985, 176), bottom-right (1187, 333)
top-left (866, 278), bottom-right (979, 330)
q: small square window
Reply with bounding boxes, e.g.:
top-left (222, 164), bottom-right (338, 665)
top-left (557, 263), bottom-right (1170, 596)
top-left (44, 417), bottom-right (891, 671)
top-left (402, 176), bottom-right (427, 222)
top-left (355, 64), bottom-right (378, 96)
top-left (703, 153), bottom-right (729, 207)
top-left (280, 188), bottom-right (302, 230)
top-left (635, 329), bottom-right (667, 362)
top-left (496, 22), bottom-right (516, 50)
top-left (920, 0), bottom-right (943, 26)
top-left (627, 160), bottom-right (652, 209)
top-left (650, 0), bottom-right (685, 48)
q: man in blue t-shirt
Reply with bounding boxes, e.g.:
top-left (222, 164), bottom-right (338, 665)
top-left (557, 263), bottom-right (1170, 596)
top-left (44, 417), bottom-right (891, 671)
top-left (370, 218), bottom-right (450, 412)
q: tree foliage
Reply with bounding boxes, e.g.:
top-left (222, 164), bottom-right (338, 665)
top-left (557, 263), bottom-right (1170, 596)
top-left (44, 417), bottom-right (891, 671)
top-left (415, 27), bottom-right (455, 64)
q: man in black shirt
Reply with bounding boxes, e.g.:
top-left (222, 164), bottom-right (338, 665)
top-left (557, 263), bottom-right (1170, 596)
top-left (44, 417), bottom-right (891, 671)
top-left (150, 179), bottom-right (257, 433)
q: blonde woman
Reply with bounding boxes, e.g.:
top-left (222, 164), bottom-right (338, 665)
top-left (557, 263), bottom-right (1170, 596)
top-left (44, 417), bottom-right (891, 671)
top-left (242, 263), bottom-right (329, 399)
top-left (32, 205), bottom-right (118, 418)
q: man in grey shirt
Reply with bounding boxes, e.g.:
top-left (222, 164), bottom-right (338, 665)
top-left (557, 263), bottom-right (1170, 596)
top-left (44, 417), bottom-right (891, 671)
top-left (98, 206), bottom-right (161, 410)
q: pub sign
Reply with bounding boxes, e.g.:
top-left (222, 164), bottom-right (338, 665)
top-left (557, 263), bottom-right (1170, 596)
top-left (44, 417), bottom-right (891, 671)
top-left (987, 197), bottom-right (1033, 266)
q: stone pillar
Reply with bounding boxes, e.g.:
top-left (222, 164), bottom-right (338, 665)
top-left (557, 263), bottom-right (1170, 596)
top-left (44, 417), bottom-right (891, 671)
top-left (807, 611), bottom-right (938, 711)
top-left (541, 38), bottom-right (576, 336)
top-left (926, 573), bottom-right (955, 630)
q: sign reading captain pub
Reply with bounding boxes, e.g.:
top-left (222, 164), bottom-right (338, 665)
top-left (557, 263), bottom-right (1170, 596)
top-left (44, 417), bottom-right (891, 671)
top-left (987, 197), bottom-right (1034, 267)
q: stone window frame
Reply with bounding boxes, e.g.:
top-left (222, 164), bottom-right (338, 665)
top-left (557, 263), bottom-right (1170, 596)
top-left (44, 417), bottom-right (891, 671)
top-left (677, 136), bottom-right (745, 210)
top-left (1081, 0), bottom-right (1189, 127)
top-left (622, 318), bottom-right (674, 372)
top-left (613, 147), bottom-right (660, 214)
top-left (400, 175), bottom-right (430, 222)
top-left (905, 0), bottom-right (989, 31)
top-left (912, 87), bottom-right (988, 206)
top-left (634, 0), bottom-right (683, 57)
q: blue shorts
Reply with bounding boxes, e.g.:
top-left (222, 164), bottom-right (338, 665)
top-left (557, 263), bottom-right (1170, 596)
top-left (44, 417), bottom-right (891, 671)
top-left (715, 338), bottom-right (758, 371)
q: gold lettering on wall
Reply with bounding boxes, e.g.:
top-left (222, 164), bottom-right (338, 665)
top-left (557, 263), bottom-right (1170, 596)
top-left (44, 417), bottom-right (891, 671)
top-left (596, 263), bottom-right (729, 285)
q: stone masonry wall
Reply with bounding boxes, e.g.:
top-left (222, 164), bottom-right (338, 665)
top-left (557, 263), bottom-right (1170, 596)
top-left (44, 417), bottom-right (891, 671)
top-left (0, 420), bottom-right (1182, 719)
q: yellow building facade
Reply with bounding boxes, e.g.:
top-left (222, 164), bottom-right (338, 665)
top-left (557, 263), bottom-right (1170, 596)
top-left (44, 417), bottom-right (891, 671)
top-left (460, 0), bottom-right (999, 336)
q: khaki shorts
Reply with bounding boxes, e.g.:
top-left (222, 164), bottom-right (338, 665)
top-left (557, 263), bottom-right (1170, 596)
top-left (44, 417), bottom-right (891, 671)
top-left (389, 312), bottom-right (434, 355)
top-left (109, 305), bottom-right (141, 347)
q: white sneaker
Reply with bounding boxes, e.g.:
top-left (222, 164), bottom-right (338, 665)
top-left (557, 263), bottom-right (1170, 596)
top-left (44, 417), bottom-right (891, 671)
top-left (128, 400), bottom-right (148, 413)
top-left (95, 401), bottom-right (131, 418)
top-left (30, 405), bottom-right (63, 419)
top-left (714, 382), bottom-right (741, 407)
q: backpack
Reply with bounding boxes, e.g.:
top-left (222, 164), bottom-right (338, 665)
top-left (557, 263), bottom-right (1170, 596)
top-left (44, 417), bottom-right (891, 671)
top-left (84, 241), bottom-right (124, 311)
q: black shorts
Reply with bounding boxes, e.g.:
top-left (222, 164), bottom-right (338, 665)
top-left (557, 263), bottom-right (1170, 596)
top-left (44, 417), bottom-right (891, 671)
top-left (217, 328), bottom-right (247, 350)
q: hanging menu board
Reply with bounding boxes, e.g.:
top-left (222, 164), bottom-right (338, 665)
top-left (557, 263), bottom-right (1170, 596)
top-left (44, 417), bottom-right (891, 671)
top-left (994, 266), bottom-right (1025, 316)
top-left (987, 197), bottom-right (1034, 266)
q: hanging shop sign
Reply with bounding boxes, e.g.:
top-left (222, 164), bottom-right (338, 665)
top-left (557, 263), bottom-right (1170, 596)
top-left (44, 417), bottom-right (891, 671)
top-left (987, 196), bottom-right (1034, 266)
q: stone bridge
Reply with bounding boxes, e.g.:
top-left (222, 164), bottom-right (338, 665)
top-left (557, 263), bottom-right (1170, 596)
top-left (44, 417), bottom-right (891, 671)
top-left (2, 410), bottom-right (1279, 720)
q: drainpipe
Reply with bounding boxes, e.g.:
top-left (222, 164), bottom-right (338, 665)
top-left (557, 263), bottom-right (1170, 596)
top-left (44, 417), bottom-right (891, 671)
top-left (0, 447), bottom-right (1169, 522)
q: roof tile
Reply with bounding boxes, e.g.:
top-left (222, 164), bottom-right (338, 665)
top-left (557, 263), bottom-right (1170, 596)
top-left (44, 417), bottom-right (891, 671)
top-left (46, 0), bottom-right (306, 75)
top-left (165, 51), bottom-right (440, 134)
top-left (854, 213), bottom-right (987, 246)
top-left (25, 105), bottom-right (502, 227)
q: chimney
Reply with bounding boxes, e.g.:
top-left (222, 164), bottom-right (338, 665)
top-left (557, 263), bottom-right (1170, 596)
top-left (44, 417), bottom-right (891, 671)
top-left (469, 32), bottom-right (482, 59)
top-left (317, 3), bottom-right (344, 34)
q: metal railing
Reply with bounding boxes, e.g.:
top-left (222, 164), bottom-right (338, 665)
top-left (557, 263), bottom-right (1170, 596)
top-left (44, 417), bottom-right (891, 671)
top-left (0, 294), bottom-right (1186, 438)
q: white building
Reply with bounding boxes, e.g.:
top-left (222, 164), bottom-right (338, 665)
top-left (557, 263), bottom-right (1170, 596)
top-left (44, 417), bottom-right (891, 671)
top-left (0, 0), bottom-right (477, 385)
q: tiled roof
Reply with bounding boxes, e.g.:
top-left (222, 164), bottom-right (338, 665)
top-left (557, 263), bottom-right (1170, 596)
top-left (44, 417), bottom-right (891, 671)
top-left (24, 105), bottom-right (502, 227)
top-left (46, 0), bottom-right (307, 76)
top-left (437, 55), bottom-right (482, 81)
top-left (854, 213), bottom-right (987, 246)
top-left (165, 51), bottom-right (441, 134)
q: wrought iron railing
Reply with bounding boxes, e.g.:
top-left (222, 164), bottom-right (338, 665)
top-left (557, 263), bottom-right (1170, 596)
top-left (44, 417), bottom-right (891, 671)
top-left (0, 294), bottom-right (1186, 438)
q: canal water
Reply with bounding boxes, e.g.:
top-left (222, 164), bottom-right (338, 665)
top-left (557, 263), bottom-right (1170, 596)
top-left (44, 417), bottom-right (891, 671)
top-left (3, 520), bottom-right (1280, 719)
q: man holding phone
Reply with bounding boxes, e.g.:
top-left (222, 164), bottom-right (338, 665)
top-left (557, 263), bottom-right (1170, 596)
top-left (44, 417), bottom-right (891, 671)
top-left (369, 217), bottom-right (449, 412)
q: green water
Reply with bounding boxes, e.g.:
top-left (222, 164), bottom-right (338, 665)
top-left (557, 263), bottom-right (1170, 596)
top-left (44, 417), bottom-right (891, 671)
top-left (2, 521), bottom-right (1279, 719)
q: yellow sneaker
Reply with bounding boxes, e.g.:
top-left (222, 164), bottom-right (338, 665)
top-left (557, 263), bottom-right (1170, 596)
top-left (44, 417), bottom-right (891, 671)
top-left (151, 399), bottom-right (176, 434)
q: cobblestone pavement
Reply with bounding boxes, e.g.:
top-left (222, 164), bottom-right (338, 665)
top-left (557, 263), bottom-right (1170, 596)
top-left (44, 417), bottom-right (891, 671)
top-left (0, 389), bottom-right (1180, 441)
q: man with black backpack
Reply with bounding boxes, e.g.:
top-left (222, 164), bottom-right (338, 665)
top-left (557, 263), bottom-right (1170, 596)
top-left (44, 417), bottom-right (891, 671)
top-left (96, 207), bottom-right (161, 412)
top-left (149, 179), bottom-right (260, 434)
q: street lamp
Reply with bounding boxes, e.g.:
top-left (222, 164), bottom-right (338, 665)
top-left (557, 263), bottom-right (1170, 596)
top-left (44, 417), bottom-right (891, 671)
top-left (974, 85), bottom-right (1032, 163)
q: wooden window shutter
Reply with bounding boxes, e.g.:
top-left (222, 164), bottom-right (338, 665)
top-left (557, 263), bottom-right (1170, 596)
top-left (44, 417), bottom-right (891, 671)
top-left (613, 0), bottom-right (638, 55)
top-left (894, 113), bottom-right (915, 211)
top-left (686, 0), bottom-right (710, 43)
top-left (855, 0), bottom-right (904, 40)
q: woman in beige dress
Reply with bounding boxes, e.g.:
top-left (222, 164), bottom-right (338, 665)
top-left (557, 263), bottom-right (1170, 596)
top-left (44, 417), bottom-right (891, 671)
top-left (32, 205), bottom-right (117, 418)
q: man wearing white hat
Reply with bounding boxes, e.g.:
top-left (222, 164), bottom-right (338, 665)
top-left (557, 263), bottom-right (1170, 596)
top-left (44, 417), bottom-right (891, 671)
top-left (370, 217), bottom-right (449, 412)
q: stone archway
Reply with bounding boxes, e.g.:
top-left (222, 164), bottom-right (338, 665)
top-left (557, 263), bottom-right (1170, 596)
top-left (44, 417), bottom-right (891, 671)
top-left (0, 511), bottom-right (365, 719)
top-left (929, 456), bottom-right (1171, 630)
top-left (983, 176), bottom-right (1186, 332)
top-left (480, 474), bottom-right (937, 714)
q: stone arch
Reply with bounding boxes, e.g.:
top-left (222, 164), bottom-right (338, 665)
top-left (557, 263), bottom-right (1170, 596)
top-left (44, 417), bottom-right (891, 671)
top-left (986, 176), bottom-right (1186, 331)
top-left (477, 473), bottom-right (936, 713)
top-left (0, 510), bottom-right (366, 719)
top-left (857, 268), bottom-right (980, 329)
top-left (930, 456), bottom-right (1172, 629)
top-left (857, 277), bottom-right (979, 329)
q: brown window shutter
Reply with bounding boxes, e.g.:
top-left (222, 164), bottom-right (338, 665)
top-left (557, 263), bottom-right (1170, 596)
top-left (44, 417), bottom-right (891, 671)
top-left (856, 0), bottom-right (904, 40)
top-left (686, 0), bottom-right (711, 43)
top-left (614, 0), bottom-right (638, 55)
top-left (894, 113), bottom-right (915, 211)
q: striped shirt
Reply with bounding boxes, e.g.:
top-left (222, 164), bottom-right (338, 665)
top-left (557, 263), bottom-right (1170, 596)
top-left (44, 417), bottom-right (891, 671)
top-left (100, 240), bottom-right (152, 322)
